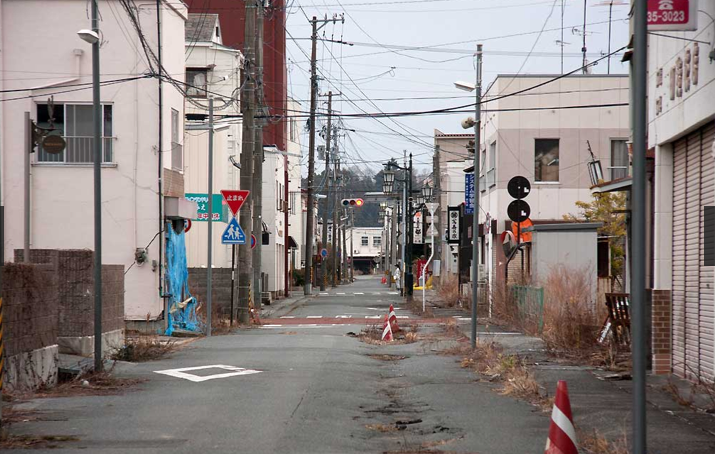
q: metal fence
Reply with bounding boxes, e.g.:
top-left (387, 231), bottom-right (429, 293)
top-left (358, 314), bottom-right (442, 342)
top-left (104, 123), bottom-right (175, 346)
top-left (510, 285), bottom-right (544, 334)
top-left (38, 136), bottom-right (113, 164)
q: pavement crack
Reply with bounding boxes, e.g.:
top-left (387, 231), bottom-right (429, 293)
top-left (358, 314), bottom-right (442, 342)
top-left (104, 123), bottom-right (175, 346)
top-left (290, 393), bottom-right (306, 419)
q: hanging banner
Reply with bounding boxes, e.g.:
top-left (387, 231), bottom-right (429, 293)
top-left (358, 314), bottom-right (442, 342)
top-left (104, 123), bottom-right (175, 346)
top-left (464, 173), bottom-right (475, 215)
top-left (413, 211), bottom-right (424, 245)
top-left (448, 206), bottom-right (460, 244)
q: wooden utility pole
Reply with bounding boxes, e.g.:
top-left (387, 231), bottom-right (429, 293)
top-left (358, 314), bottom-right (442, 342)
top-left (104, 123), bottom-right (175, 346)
top-left (238, 0), bottom-right (257, 323)
top-left (320, 92), bottom-right (332, 291)
top-left (433, 145), bottom-right (441, 263)
top-left (304, 15), bottom-right (343, 296)
top-left (331, 128), bottom-right (339, 287)
top-left (252, 0), bottom-right (265, 310)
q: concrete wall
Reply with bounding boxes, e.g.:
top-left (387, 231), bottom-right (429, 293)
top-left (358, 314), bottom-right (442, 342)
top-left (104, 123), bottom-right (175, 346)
top-left (0, 0), bottom-right (188, 320)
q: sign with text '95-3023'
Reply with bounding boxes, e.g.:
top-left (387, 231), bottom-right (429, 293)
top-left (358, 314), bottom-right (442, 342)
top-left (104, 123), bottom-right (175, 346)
top-left (448, 206), bottom-right (460, 244)
top-left (648, 0), bottom-right (697, 31)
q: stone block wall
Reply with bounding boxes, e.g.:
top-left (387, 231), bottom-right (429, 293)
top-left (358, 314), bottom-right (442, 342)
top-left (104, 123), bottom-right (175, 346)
top-left (14, 249), bottom-right (125, 354)
top-left (188, 268), bottom-right (234, 316)
top-left (2, 263), bottom-right (59, 357)
top-left (2, 262), bottom-right (60, 391)
top-left (652, 289), bottom-right (672, 375)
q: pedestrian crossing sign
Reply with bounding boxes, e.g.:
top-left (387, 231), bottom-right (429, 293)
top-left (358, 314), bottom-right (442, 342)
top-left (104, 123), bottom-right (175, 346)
top-left (222, 217), bottom-right (246, 244)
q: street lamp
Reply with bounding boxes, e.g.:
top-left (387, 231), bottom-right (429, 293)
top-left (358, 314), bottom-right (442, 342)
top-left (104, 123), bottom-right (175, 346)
top-left (422, 183), bottom-right (433, 201)
top-left (455, 44), bottom-right (483, 349)
top-left (77, 0), bottom-right (103, 372)
top-left (382, 157), bottom-right (414, 297)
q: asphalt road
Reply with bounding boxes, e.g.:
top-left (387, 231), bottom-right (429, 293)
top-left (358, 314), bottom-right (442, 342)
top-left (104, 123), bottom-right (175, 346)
top-left (7, 276), bottom-right (548, 453)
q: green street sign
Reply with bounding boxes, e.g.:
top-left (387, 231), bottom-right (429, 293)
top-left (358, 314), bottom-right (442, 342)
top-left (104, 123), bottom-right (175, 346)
top-left (185, 193), bottom-right (228, 223)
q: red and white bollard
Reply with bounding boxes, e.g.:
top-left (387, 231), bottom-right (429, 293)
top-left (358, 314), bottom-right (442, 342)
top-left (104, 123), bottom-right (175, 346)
top-left (545, 380), bottom-right (578, 454)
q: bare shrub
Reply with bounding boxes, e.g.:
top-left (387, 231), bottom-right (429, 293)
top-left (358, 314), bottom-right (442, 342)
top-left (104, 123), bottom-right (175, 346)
top-left (436, 273), bottom-right (461, 308)
top-left (542, 265), bottom-right (603, 352)
top-left (579, 428), bottom-right (629, 454)
top-left (112, 335), bottom-right (176, 362)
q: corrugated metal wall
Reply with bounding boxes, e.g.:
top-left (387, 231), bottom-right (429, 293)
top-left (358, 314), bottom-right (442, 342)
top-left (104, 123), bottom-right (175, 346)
top-left (672, 121), bottom-right (715, 381)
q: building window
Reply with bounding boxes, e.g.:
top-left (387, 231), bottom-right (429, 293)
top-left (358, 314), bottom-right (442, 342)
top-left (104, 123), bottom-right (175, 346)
top-left (361, 236), bottom-right (369, 246)
top-left (171, 109), bottom-right (182, 171)
top-left (373, 236), bottom-right (382, 247)
top-left (36, 103), bottom-right (113, 164)
top-left (186, 68), bottom-right (208, 98)
top-left (610, 139), bottom-right (628, 180)
top-left (487, 140), bottom-right (496, 187)
top-left (534, 138), bottom-right (559, 182)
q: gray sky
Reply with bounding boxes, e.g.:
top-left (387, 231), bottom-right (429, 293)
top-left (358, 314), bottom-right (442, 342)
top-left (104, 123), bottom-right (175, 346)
top-left (286, 0), bottom-right (631, 175)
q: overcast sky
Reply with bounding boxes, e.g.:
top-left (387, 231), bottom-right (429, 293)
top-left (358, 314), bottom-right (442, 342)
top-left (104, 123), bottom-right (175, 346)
top-left (285, 0), bottom-right (631, 175)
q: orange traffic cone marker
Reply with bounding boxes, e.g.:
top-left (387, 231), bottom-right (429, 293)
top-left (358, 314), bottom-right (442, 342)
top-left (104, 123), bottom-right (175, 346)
top-left (389, 304), bottom-right (400, 332)
top-left (545, 380), bottom-right (578, 454)
top-left (381, 314), bottom-right (393, 341)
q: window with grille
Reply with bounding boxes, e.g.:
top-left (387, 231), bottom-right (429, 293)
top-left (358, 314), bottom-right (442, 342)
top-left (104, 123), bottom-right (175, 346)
top-left (361, 236), bottom-right (369, 246)
top-left (36, 103), bottom-right (113, 164)
top-left (373, 236), bottom-right (381, 247)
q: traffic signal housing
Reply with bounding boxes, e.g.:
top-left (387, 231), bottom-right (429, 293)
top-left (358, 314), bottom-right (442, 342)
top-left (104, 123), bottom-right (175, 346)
top-left (341, 198), bottom-right (364, 207)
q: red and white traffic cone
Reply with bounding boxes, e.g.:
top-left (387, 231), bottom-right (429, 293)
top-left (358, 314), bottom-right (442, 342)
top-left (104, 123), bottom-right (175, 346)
top-left (389, 304), bottom-right (400, 332)
top-left (545, 380), bottom-right (578, 454)
top-left (381, 314), bottom-right (393, 341)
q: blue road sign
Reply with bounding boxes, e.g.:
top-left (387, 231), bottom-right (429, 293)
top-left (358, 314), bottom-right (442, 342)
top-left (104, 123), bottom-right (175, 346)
top-left (320, 248), bottom-right (328, 258)
top-left (464, 173), bottom-right (475, 215)
top-left (222, 217), bottom-right (246, 245)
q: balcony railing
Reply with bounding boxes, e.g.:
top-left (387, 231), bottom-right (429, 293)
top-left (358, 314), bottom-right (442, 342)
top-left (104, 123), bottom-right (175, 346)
top-left (487, 168), bottom-right (496, 188)
top-left (609, 166), bottom-right (629, 181)
top-left (38, 136), bottom-right (114, 164)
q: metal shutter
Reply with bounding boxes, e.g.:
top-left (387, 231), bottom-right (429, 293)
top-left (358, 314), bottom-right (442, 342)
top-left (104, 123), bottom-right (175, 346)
top-left (672, 121), bottom-right (715, 381)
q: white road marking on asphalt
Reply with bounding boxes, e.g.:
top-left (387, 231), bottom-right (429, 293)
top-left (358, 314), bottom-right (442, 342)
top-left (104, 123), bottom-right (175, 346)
top-left (320, 292), bottom-right (329, 295)
top-left (396, 316), bottom-right (410, 319)
top-left (354, 292), bottom-right (365, 295)
top-left (335, 315), bottom-right (352, 318)
top-left (337, 292), bottom-right (346, 295)
top-left (306, 315), bottom-right (323, 319)
top-left (372, 292), bottom-right (382, 295)
top-left (261, 324), bottom-right (341, 329)
top-left (365, 315), bottom-right (381, 319)
top-left (263, 324), bottom-right (283, 327)
top-left (280, 316), bottom-right (296, 319)
top-left (154, 365), bottom-right (262, 382)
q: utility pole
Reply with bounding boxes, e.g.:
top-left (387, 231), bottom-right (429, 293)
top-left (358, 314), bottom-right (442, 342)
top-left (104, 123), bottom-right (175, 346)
top-left (331, 130), bottom-right (340, 287)
top-left (304, 15), bottom-right (343, 296)
top-left (206, 97), bottom-right (214, 336)
top-left (342, 207), bottom-right (347, 283)
top-left (238, 0), bottom-right (257, 323)
top-left (433, 145), bottom-right (441, 264)
top-left (350, 210), bottom-right (354, 281)
top-left (470, 44), bottom-right (483, 349)
top-left (91, 0), bottom-right (103, 372)
top-left (405, 153), bottom-right (414, 298)
top-left (582, 0), bottom-right (588, 73)
top-left (320, 92), bottom-right (333, 291)
top-left (24, 113), bottom-right (31, 263)
top-left (252, 0), bottom-right (265, 311)
top-left (632, 1), bottom-right (647, 452)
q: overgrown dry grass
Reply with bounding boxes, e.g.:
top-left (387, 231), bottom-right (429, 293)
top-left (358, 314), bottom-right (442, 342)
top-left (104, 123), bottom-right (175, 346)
top-left (578, 428), bottom-right (629, 454)
top-left (435, 274), bottom-right (462, 308)
top-left (0, 433), bottom-right (80, 450)
top-left (358, 323), bottom-right (419, 345)
top-left (443, 341), bottom-right (548, 408)
top-left (111, 334), bottom-right (177, 362)
top-left (542, 265), bottom-right (604, 352)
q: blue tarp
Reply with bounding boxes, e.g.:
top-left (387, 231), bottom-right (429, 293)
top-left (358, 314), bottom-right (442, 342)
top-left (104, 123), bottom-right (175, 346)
top-left (164, 223), bottom-right (202, 336)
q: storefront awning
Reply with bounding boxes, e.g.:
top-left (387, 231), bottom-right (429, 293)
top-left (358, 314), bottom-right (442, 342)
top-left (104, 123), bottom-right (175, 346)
top-left (287, 236), bottom-right (298, 249)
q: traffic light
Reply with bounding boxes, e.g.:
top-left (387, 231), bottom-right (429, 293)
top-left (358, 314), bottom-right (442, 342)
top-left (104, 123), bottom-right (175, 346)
top-left (341, 198), bottom-right (364, 207)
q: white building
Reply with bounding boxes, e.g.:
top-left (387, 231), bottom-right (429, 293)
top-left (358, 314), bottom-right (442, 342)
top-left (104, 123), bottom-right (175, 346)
top-left (346, 226), bottom-right (383, 274)
top-left (182, 13), bottom-right (243, 269)
top-left (0, 0), bottom-right (190, 321)
top-left (647, 1), bottom-right (715, 381)
top-left (436, 75), bottom-right (630, 284)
